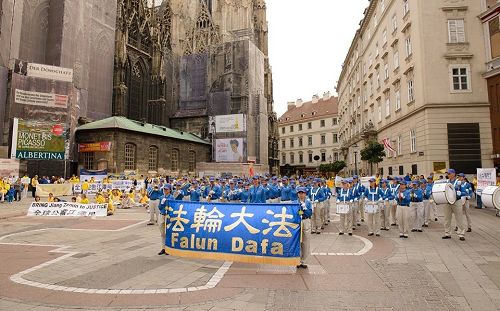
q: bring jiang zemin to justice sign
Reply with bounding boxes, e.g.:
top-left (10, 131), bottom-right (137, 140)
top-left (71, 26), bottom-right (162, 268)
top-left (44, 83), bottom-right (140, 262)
top-left (165, 201), bottom-right (302, 266)
top-left (10, 118), bottom-right (67, 160)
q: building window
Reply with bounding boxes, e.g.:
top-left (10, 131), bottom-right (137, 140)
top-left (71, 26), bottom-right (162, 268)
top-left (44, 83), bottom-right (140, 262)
top-left (281, 127), bottom-right (285, 134)
top-left (407, 80), bottom-right (414, 102)
top-left (188, 151), bottom-right (196, 171)
top-left (333, 134), bottom-right (338, 143)
top-left (405, 36), bottom-right (412, 57)
top-left (290, 153), bottom-right (295, 164)
top-left (321, 134), bottom-right (326, 145)
top-left (332, 118), bottom-right (338, 126)
top-left (395, 89), bottom-right (401, 110)
top-left (392, 14), bottom-right (397, 32)
top-left (384, 63), bottom-right (389, 80)
top-left (377, 105), bottom-right (382, 123)
top-left (489, 17), bottom-right (500, 59)
top-left (321, 152), bottom-right (326, 162)
top-left (81, 152), bottom-right (95, 170)
top-left (334, 152), bottom-right (339, 161)
top-left (299, 123), bottom-right (303, 131)
top-left (450, 65), bottom-right (471, 92)
top-left (403, 0), bottom-right (409, 16)
top-left (308, 153), bottom-right (313, 163)
top-left (307, 122), bottom-right (312, 129)
top-left (281, 139), bottom-right (285, 149)
top-left (282, 153), bottom-right (286, 163)
top-left (320, 120), bottom-right (325, 127)
top-left (299, 137), bottom-right (303, 147)
top-left (410, 129), bottom-right (417, 153)
top-left (290, 138), bottom-right (294, 148)
top-left (125, 143), bottom-right (136, 170)
top-left (308, 136), bottom-right (313, 146)
top-left (299, 153), bottom-right (304, 163)
top-left (448, 19), bottom-right (465, 43)
top-left (171, 149), bottom-right (179, 171)
top-left (383, 29), bottom-right (387, 45)
top-left (397, 135), bottom-right (402, 156)
top-left (394, 51), bottom-right (399, 69)
top-left (385, 97), bottom-right (391, 117)
top-left (148, 146), bottom-right (158, 171)
top-left (290, 125), bottom-right (294, 133)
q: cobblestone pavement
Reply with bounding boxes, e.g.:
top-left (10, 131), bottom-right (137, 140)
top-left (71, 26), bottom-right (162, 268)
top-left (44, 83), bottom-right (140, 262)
top-left (1, 200), bottom-right (500, 311)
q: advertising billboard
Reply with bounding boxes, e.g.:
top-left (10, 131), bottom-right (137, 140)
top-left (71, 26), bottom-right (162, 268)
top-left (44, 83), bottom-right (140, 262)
top-left (14, 59), bottom-right (73, 82)
top-left (11, 118), bottom-right (67, 160)
top-left (215, 114), bottom-right (246, 133)
top-left (216, 138), bottom-right (246, 163)
top-left (78, 142), bottom-right (112, 153)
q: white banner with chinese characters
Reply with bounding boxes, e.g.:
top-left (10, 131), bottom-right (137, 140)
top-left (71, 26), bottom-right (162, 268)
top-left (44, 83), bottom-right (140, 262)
top-left (477, 168), bottom-right (497, 192)
top-left (27, 202), bottom-right (107, 217)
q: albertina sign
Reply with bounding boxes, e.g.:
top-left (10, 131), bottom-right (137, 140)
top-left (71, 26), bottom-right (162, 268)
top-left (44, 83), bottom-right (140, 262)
top-left (11, 118), bottom-right (66, 160)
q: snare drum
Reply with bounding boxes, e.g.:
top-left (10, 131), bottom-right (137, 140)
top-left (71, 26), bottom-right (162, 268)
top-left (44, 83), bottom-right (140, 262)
top-left (432, 183), bottom-right (457, 205)
top-left (336, 203), bottom-right (350, 214)
top-left (481, 186), bottom-right (500, 210)
top-left (364, 201), bottom-right (379, 214)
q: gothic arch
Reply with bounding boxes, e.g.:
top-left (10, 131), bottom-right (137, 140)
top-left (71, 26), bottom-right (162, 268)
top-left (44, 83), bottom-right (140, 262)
top-left (19, 0), bottom-right (50, 63)
top-left (126, 57), bottom-right (149, 121)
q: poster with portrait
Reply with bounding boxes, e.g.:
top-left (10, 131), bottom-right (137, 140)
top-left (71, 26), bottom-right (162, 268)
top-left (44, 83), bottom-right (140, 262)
top-left (216, 138), bottom-right (246, 163)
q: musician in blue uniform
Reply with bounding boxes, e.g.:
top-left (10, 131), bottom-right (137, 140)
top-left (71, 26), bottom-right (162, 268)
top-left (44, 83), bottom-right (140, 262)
top-left (309, 178), bottom-right (326, 234)
top-left (289, 180), bottom-right (298, 201)
top-left (364, 178), bottom-right (383, 237)
top-left (268, 177), bottom-right (281, 203)
top-left (203, 177), bottom-right (222, 202)
top-left (295, 187), bottom-right (313, 269)
top-left (250, 176), bottom-right (266, 203)
top-left (321, 180), bottom-right (332, 225)
top-left (239, 183), bottom-right (251, 203)
top-left (352, 176), bottom-right (365, 226)
top-left (409, 180), bottom-right (424, 233)
top-left (379, 179), bottom-right (393, 231)
top-left (458, 173), bottom-right (472, 232)
top-left (396, 181), bottom-right (412, 238)
top-left (442, 169), bottom-right (466, 241)
top-left (158, 185), bottom-right (174, 255)
top-left (147, 181), bottom-right (163, 225)
top-left (422, 179), bottom-right (431, 227)
top-left (223, 180), bottom-right (240, 203)
top-left (280, 177), bottom-right (291, 203)
top-left (337, 179), bottom-right (354, 236)
top-left (186, 181), bottom-right (202, 202)
top-left (389, 178), bottom-right (400, 226)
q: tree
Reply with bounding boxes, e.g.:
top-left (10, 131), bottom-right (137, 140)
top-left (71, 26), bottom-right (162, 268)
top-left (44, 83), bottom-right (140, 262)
top-left (360, 141), bottom-right (386, 175)
top-left (319, 161), bottom-right (347, 177)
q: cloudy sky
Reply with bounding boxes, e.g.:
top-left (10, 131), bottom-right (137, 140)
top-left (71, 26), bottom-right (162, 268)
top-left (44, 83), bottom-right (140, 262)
top-left (266, 1), bottom-right (368, 117)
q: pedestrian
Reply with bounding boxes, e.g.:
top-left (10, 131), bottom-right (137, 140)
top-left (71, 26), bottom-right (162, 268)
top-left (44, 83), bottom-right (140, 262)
top-left (147, 182), bottom-right (163, 225)
top-left (6, 185), bottom-right (15, 203)
top-left (295, 187), bottom-right (312, 269)
top-left (31, 175), bottom-right (38, 198)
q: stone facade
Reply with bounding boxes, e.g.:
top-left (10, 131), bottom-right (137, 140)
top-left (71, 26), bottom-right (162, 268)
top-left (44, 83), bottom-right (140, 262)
top-left (337, 0), bottom-right (494, 175)
top-left (76, 129), bottom-right (210, 176)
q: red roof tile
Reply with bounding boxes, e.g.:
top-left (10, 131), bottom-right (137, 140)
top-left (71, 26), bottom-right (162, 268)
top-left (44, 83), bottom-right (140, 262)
top-left (278, 96), bottom-right (338, 125)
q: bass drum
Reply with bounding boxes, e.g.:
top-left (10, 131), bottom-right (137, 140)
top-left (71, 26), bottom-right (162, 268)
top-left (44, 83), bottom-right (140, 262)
top-left (481, 186), bottom-right (500, 210)
top-left (432, 183), bottom-right (457, 205)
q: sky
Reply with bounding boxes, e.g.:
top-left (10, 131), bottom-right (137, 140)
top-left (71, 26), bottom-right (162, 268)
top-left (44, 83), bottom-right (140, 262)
top-left (266, 1), bottom-right (368, 117)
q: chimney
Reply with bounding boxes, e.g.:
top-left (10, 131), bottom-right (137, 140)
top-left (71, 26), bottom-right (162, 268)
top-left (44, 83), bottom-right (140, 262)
top-left (312, 94), bottom-right (319, 104)
top-left (323, 91), bottom-right (331, 101)
top-left (287, 101), bottom-right (296, 111)
top-left (296, 98), bottom-right (303, 108)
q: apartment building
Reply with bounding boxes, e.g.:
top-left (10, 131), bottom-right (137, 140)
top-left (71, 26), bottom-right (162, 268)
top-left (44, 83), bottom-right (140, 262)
top-left (278, 93), bottom-right (340, 176)
top-left (480, 0), bottom-right (500, 170)
top-left (337, 0), bottom-right (494, 176)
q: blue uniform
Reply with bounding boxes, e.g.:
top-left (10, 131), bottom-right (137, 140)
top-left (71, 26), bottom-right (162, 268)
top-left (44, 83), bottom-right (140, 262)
top-left (148, 187), bottom-right (163, 200)
top-left (250, 185), bottom-right (266, 203)
top-left (204, 185), bottom-right (222, 200)
top-left (158, 193), bottom-right (174, 215)
top-left (186, 187), bottom-right (202, 202)
top-left (224, 187), bottom-right (240, 201)
top-left (240, 189), bottom-right (251, 203)
top-left (308, 187), bottom-right (326, 203)
top-left (281, 185), bottom-right (291, 201)
top-left (289, 186), bottom-right (298, 201)
top-left (268, 183), bottom-right (281, 199)
top-left (294, 199), bottom-right (313, 219)
top-left (424, 184), bottom-right (433, 200)
top-left (379, 187), bottom-right (393, 201)
top-left (337, 188), bottom-right (354, 202)
top-left (364, 187), bottom-right (383, 202)
top-left (396, 190), bottom-right (411, 206)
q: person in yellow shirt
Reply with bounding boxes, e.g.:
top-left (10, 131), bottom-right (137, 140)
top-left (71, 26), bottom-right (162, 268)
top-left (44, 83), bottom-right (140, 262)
top-left (80, 194), bottom-right (90, 204)
top-left (121, 193), bottom-right (135, 209)
top-left (81, 180), bottom-right (90, 194)
top-left (95, 192), bottom-right (106, 204)
top-left (31, 175), bottom-right (38, 198)
top-left (106, 197), bottom-right (115, 216)
top-left (139, 191), bottom-right (149, 208)
top-left (47, 193), bottom-right (55, 202)
top-left (128, 189), bottom-right (135, 200)
top-left (89, 177), bottom-right (96, 184)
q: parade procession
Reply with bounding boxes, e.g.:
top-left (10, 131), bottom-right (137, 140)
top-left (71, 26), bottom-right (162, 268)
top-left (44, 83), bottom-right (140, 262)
top-left (12, 168), bottom-right (497, 270)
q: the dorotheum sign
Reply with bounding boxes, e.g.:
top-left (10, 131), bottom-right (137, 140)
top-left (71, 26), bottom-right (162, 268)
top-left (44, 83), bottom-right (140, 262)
top-left (10, 118), bottom-right (67, 160)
